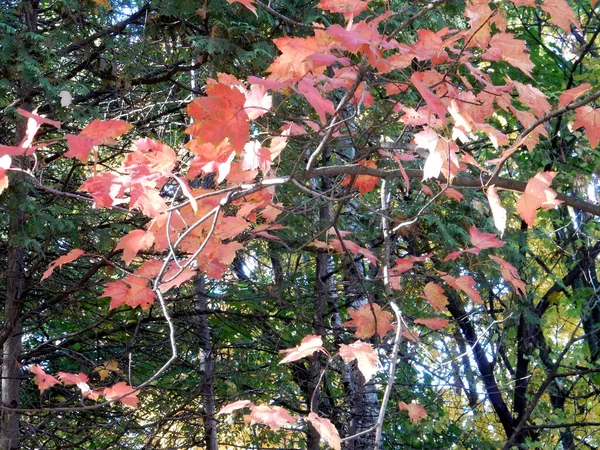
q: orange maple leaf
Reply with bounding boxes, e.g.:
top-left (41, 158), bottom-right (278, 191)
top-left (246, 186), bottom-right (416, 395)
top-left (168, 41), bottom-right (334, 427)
top-left (116, 229), bottom-right (155, 266)
top-left (306, 413), bottom-right (342, 450)
top-left (469, 226), bottom-right (505, 252)
top-left (541, 0), bottom-right (579, 32)
top-left (101, 276), bottom-right (155, 310)
top-left (338, 341), bottom-right (380, 382)
top-left (341, 160), bottom-right (379, 194)
top-left (423, 282), bottom-right (448, 312)
top-left (317, 0), bottom-right (369, 19)
top-left (103, 381), bottom-right (139, 407)
top-left (414, 317), bottom-right (450, 330)
top-left (186, 82), bottom-right (250, 152)
top-left (226, 0), bottom-right (257, 16)
top-left (30, 365), bottom-right (60, 392)
top-left (482, 33), bottom-right (534, 78)
top-left (489, 255), bottom-right (526, 296)
top-left (65, 119), bottom-right (131, 162)
top-left (398, 401), bottom-right (427, 423)
top-left (243, 405), bottom-right (297, 431)
top-left (573, 106), bottom-right (600, 149)
top-left (443, 274), bottom-right (483, 304)
top-left (279, 335), bottom-right (327, 364)
top-left (342, 303), bottom-right (394, 338)
top-left (42, 248), bottom-right (85, 280)
top-left (217, 400), bottom-right (254, 416)
top-left (516, 172), bottom-right (562, 226)
top-left (558, 83), bottom-right (592, 108)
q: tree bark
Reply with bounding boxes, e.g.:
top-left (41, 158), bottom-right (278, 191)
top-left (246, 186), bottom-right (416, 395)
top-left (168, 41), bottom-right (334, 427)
top-left (193, 275), bottom-right (218, 450)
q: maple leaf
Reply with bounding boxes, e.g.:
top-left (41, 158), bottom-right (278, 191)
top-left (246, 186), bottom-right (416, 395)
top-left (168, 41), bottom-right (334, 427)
top-left (65, 119), bottom-right (132, 161)
top-left (79, 172), bottom-right (122, 207)
top-left (30, 365), bottom-right (60, 391)
top-left (487, 186), bottom-right (507, 235)
top-left (329, 238), bottom-right (378, 264)
top-left (444, 188), bottom-right (463, 200)
top-left (390, 255), bottom-right (428, 275)
top-left (266, 32), bottom-right (336, 82)
top-left (572, 106), bottom-right (600, 149)
top-left (341, 160), bottom-right (379, 194)
top-left (489, 255), bottom-right (526, 295)
top-left (244, 405), bottom-right (297, 430)
top-left (103, 381), bottom-right (139, 407)
top-left (511, 79), bottom-right (551, 119)
top-left (469, 226), bottom-right (504, 251)
top-left (317, 0), bottom-right (369, 19)
top-left (398, 401), bottom-right (427, 423)
top-left (242, 140), bottom-right (272, 173)
top-left (414, 317), bottom-right (450, 330)
top-left (17, 108), bottom-right (60, 149)
top-left (423, 282), bottom-right (448, 312)
top-left (217, 400), bottom-right (254, 415)
top-left (297, 77), bottom-right (335, 124)
top-left (101, 276), bottom-right (155, 310)
top-left (158, 266), bottom-right (196, 293)
top-left (244, 83), bottom-right (272, 120)
top-left (279, 335), bottom-right (327, 364)
top-left (558, 83), bottom-right (592, 108)
top-left (57, 372), bottom-right (90, 385)
top-left (186, 82), bottom-right (250, 152)
top-left (339, 341), bottom-right (380, 382)
top-left (93, 360), bottom-right (121, 381)
top-left (42, 248), bottom-right (85, 280)
top-left (482, 33), bottom-right (534, 78)
top-left (411, 72), bottom-right (448, 123)
top-left (226, 0), bottom-right (257, 16)
top-left (516, 172), bottom-right (562, 226)
top-left (541, 0), bottom-right (579, 32)
top-left (444, 274), bottom-right (483, 304)
top-left (342, 303), bottom-right (394, 338)
top-left (115, 230), bottom-right (155, 266)
top-left (306, 413), bottom-right (342, 450)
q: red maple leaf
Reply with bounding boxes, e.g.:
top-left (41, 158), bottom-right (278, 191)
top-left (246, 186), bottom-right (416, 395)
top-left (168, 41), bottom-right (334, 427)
top-left (558, 83), bottom-right (592, 108)
top-left (101, 276), bottom-right (155, 310)
top-left (341, 160), bottom-right (379, 194)
top-left (414, 317), bottom-right (450, 330)
top-left (482, 33), bottom-right (534, 78)
top-left (398, 401), bottom-right (427, 423)
top-left (541, 0), bottom-right (579, 32)
top-left (30, 365), bottom-right (60, 391)
top-left (65, 119), bottom-right (132, 161)
top-left (217, 400), bottom-right (254, 416)
top-left (516, 172), bottom-right (562, 226)
top-left (443, 274), bottom-right (483, 304)
top-left (306, 413), bottom-right (342, 450)
top-left (103, 381), bottom-right (139, 407)
top-left (57, 372), bottom-right (90, 385)
top-left (411, 72), bottom-right (448, 123)
top-left (186, 82), bottom-right (250, 152)
top-left (469, 226), bottom-right (505, 251)
top-left (42, 248), bottom-right (85, 280)
top-left (79, 172), bottom-right (122, 207)
top-left (342, 303), bottom-right (394, 338)
top-left (338, 341), bottom-right (380, 382)
top-left (572, 106), bottom-right (600, 149)
top-left (116, 230), bottom-right (155, 266)
top-left (489, 255), bottom-right (526, 295)
top-left (317, 0), bottom-right (369, 19)
top-left (279, 335), bottom-right (327, 364)
top-left (423, 282), bottom-right (448, 312)
top-left (511, 79), bottom-right (552, 119)
top-left (297, 77), bottom-right (335, 124)
top-left (244, 405), bottom-right (297, 431)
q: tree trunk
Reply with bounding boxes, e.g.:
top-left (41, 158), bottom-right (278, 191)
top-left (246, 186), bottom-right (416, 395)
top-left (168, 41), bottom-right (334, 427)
top-left (193, 275), bottom-right (218, 450)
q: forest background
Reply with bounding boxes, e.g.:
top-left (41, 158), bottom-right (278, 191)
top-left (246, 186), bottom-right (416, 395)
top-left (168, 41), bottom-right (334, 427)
top-left (1, 0), bottom-right (600, 449)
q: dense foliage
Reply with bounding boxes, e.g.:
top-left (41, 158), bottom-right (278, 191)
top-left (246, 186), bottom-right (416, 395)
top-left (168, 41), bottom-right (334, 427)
top-left (1, 0), bottom-right (600, 449)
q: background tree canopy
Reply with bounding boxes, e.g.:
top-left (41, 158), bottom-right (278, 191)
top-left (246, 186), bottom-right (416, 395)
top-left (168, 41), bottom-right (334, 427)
top-left (1, 0), bottom-right (600, 449)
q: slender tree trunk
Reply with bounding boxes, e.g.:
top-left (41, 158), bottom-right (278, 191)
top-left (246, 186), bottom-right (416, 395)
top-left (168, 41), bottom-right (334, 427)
top-left (193, 275), bottom-right (218, 450)
top-left (0, 204), bottom-right (25, 450)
